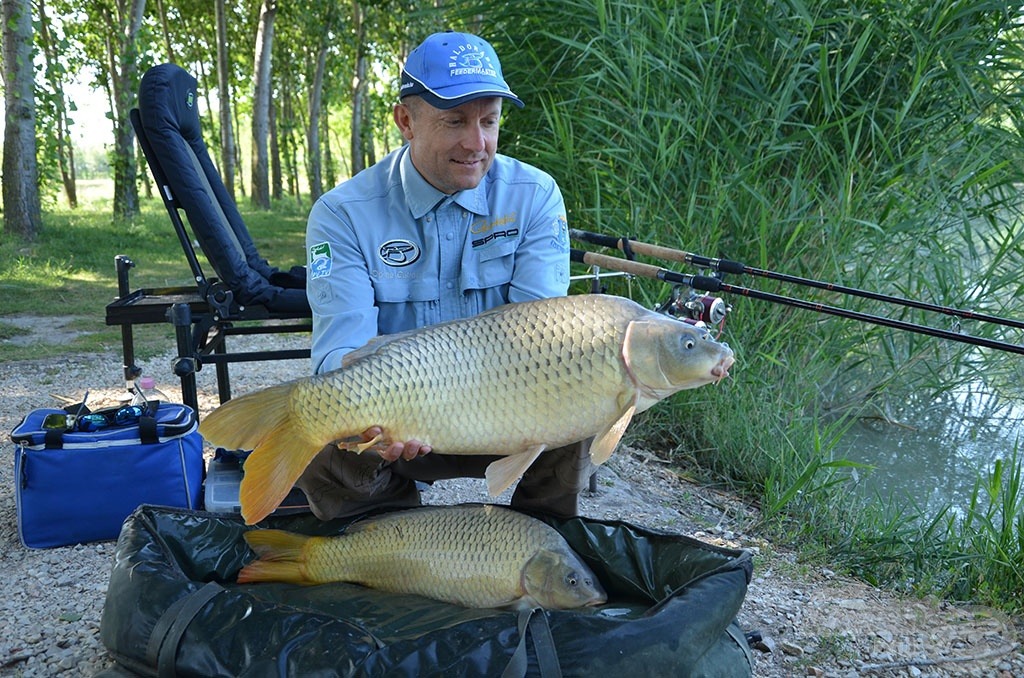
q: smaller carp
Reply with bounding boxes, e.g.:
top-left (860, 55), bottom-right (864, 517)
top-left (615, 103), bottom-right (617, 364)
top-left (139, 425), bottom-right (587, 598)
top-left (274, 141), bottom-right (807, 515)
top-left (237, 504), bottom-right (607, 610)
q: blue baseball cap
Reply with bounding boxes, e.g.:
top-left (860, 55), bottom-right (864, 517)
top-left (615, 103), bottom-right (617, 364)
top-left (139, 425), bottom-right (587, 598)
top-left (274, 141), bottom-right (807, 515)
top-left (400, 31), bottom-right (524, 110)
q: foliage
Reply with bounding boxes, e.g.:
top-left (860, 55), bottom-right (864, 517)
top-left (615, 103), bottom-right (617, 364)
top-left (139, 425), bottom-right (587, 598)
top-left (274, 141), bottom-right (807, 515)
top-left (790, 448), bottom-right (1024, 613)
top-left (478, 0), bottom-right (1024, 608)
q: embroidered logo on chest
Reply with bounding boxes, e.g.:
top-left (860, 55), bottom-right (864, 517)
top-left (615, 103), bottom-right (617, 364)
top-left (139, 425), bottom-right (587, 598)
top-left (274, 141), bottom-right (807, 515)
top-left (378, 239), bottom-right (421, 267)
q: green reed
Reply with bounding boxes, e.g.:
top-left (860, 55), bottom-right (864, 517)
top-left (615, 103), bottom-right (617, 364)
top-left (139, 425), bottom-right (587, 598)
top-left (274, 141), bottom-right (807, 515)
top-left (479, 0), bottom-right (1024, 610)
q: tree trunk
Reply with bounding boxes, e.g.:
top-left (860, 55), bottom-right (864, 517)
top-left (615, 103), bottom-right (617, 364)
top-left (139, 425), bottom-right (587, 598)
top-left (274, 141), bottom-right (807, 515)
top-left (270, 99), bottom-right (282, 200)
top-left (349, 0), bottom-right (366, 175)
top-left (215, 0), bottom-right (236, 198)
top-left (307, 43), bottom-right (327, 201)
top-left (233, 103), bottom-right (246, 198)
top-left (108, 0), bottom-right (146, 220)
top-left (137, 143), bottom-right (152, 199)
top-left (250, 0), bottom-right (275, 209)
top-left (155, 0), bottom-right (175, 62)
top-left (322, 108), bottom-right (336, 190)
top-left (2, 0), bottom-right (41, 240)
top-left (37, 0), bottom-right (78, 209)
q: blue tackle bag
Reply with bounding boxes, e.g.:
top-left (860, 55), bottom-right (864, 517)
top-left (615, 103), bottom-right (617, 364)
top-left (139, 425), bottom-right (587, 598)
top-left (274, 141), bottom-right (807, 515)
top-left (10, 403), bottom-right (204, 549)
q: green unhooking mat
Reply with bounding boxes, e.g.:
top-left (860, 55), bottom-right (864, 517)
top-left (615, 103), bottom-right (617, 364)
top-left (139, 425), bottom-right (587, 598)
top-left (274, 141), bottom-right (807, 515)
top-left (99, 504), bottom-right (754, 677)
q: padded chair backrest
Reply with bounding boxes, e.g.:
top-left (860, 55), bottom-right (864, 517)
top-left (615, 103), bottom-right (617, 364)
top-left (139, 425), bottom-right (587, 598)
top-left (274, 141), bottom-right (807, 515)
top-left (136, 63), bottom-right (307, 313)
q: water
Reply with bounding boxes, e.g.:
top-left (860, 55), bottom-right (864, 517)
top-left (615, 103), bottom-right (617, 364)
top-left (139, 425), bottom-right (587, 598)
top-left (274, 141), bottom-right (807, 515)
top-left (836, 378), bottom-right (1024, 516)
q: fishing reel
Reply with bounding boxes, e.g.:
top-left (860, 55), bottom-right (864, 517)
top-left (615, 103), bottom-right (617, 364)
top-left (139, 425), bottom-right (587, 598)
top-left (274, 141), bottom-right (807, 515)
top-left (656, 284), bottom-right (730, 333)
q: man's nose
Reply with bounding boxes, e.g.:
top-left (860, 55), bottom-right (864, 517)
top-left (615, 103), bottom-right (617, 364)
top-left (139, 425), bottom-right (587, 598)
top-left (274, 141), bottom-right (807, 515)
top-left (460, 123), bottom-right (487, 152)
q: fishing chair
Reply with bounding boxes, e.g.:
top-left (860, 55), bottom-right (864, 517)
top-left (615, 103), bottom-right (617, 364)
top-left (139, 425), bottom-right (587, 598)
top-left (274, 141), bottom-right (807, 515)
top-left (105, 63), bottom-right (311, 414)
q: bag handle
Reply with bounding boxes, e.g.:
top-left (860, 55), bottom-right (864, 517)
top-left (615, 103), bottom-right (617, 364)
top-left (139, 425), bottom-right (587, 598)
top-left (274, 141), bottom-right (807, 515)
top-left (139, 416), bottom-right (159, 445)
top-left (502, 607), bottom-right (563, 678)
top-left (44, 429), bottom-right (65, 449)
top-left (146, 582), bottom-right (225, 677)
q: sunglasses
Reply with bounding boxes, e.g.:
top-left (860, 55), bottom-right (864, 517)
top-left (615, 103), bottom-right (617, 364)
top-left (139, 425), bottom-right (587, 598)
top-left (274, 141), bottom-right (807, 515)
top-left (76, 405), bottom-right (146, 432)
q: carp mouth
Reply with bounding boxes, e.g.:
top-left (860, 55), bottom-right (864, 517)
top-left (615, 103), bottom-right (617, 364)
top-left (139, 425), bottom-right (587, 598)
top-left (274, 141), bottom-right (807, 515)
top-left (711, 354), bottom-right (735, 383)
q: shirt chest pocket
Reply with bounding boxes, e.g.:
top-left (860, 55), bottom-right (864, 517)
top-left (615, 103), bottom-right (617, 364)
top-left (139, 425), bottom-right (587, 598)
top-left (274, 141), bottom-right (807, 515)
top-left (460, 239), bottom-right (516, 291)
top-left (372, 275), bottom-right (439, 303)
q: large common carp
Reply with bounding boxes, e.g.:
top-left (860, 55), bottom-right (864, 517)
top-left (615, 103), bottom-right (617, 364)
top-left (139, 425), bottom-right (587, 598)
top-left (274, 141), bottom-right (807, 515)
top-left (237, 504), bottom-right (607, 610)
top-left (199, 294), bottom-right (735, 524)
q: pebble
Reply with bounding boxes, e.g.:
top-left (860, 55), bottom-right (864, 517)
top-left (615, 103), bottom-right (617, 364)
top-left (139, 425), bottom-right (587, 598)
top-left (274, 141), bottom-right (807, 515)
top-left (780, 640), bottom-right (805, 656)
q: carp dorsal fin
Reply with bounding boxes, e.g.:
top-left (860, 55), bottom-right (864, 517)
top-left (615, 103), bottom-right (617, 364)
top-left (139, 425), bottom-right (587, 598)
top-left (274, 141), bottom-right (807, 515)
top-left (590, 400), bottom-right (636, 465)
top-left (484, 444), bottom-right (547, 496)
top-left (341, 328), bottom-right (418, 366)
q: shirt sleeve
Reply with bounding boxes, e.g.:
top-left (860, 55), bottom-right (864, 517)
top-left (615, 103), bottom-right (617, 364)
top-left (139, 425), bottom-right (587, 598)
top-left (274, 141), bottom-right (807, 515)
top-left (507, 174), bottom-right (570, 303)
top-left (305, 198), bottom-right (379, 374)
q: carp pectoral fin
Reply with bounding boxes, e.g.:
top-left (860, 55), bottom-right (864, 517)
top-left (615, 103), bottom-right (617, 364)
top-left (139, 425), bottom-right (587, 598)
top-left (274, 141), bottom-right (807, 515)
top-left (484, 445), bottom-right (547, 496)
top-left (590, 403), bottom-right (636, 465)
top-left (334, 433), bottom-right (384, 453)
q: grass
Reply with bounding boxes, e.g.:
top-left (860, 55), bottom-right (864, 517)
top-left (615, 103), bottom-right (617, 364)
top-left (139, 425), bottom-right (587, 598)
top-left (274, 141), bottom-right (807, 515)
top-left (0, 179), bottom-right (308, 363)
top-left (0, 323), bottom-right (30, 341)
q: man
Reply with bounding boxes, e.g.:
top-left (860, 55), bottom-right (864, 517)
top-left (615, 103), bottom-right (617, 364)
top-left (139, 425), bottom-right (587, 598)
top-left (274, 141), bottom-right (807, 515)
top-left (299, 31), bottom-right (592, 520)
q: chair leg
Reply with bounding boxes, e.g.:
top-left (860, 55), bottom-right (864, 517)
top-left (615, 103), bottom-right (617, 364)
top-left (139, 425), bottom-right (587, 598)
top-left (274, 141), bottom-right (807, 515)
top-left (114, 256), bottom-right (143, 389)
top-left (214, 336), bottom-right (232, 403)
top-left (169, 303), bottom-right (200, 414)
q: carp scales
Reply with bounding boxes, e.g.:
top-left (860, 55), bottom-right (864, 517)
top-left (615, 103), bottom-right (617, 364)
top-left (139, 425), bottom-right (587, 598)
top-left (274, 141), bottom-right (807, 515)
top-left (236, 504), bottom-right (607, 610)
top-left (199, 294), bottom-right (735, 524)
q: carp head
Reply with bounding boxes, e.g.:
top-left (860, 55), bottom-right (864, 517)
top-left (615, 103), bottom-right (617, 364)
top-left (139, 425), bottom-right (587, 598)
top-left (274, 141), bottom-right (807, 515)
top-left (622, 315), bottom-right (735, 406)
top-left (520, 548), bottom-right (607, 610)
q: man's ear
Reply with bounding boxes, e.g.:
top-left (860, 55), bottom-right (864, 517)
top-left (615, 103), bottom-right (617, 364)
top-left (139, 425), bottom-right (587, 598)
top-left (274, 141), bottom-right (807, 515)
top-left (393, 102), bottom-right (414, 141)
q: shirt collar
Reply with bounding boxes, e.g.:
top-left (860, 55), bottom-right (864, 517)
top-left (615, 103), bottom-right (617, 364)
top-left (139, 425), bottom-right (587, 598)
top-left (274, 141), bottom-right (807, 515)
top-left (399, 146), bottom-right (490, 218)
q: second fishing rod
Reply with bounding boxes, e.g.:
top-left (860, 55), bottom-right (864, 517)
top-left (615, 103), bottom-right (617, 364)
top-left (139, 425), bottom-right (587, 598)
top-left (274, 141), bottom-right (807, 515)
top-left (570, 248), bottom-right (1024, 357)
top-left (570, 228), bottom-right (1024, 333)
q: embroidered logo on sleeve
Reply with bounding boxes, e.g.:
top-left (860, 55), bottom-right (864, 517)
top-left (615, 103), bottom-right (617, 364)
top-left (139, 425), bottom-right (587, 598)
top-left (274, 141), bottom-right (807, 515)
top-left (309, 242), bottom-right (333, 279)
top-left (551, 214), bottom-right (569, 251)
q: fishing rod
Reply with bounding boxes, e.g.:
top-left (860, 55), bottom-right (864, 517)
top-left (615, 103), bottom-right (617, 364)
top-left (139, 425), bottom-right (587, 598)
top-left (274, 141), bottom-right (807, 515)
top-left (571, 248), bottom-right (1024, 356)
top-left (569, 228), bottom-right (1024, 332)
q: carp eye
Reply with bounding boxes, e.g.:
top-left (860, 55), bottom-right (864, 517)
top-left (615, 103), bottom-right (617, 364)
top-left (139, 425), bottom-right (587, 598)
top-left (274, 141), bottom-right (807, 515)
top-left (683, 338), bottom-right (695, 350)
top-left (566, 572), bottom-right (579, 587)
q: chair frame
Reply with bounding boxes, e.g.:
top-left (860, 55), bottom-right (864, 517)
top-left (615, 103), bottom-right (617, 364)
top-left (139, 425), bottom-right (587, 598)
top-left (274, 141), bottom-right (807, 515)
top-left (104, 108), bottom-right (310, 414)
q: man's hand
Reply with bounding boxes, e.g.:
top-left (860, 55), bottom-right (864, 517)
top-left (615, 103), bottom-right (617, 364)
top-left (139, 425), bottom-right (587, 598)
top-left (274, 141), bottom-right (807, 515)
top-left (359, 426), bottom-right (432, 462)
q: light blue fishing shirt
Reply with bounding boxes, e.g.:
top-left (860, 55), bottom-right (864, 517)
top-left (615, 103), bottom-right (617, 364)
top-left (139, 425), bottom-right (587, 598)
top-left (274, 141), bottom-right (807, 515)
top-left (306, 145), bottom-right (570, 374)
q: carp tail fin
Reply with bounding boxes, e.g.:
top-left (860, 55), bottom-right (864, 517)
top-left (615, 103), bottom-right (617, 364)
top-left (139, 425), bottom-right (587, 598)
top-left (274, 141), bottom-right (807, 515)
top-left (200, 381), bottom-right (323, 526)
top-left (198, 382), bottom-right (295, 451)
top-left (237, 529), bottom-right (312, 585)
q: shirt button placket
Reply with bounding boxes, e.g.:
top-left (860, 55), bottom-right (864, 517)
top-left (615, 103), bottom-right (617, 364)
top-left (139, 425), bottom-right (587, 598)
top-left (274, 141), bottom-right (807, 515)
top-left (437, 201), bottom-right (461, 321)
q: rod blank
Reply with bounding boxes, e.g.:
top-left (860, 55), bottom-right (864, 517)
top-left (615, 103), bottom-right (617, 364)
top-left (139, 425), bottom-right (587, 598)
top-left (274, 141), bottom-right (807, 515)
top-left (569, 228), bottom-right (1024, 332)
top-left (571, 248), bottom-right (1024, 356)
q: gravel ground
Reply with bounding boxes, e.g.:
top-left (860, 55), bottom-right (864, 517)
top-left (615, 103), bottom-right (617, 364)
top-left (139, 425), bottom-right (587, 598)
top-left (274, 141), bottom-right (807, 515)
top-left (1, 328), bottom-right (1022, 677)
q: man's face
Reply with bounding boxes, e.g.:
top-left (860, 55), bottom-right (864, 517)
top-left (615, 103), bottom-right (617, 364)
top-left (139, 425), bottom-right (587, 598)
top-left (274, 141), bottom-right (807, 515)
top-left (394, 96), bottom-right (502, 195)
